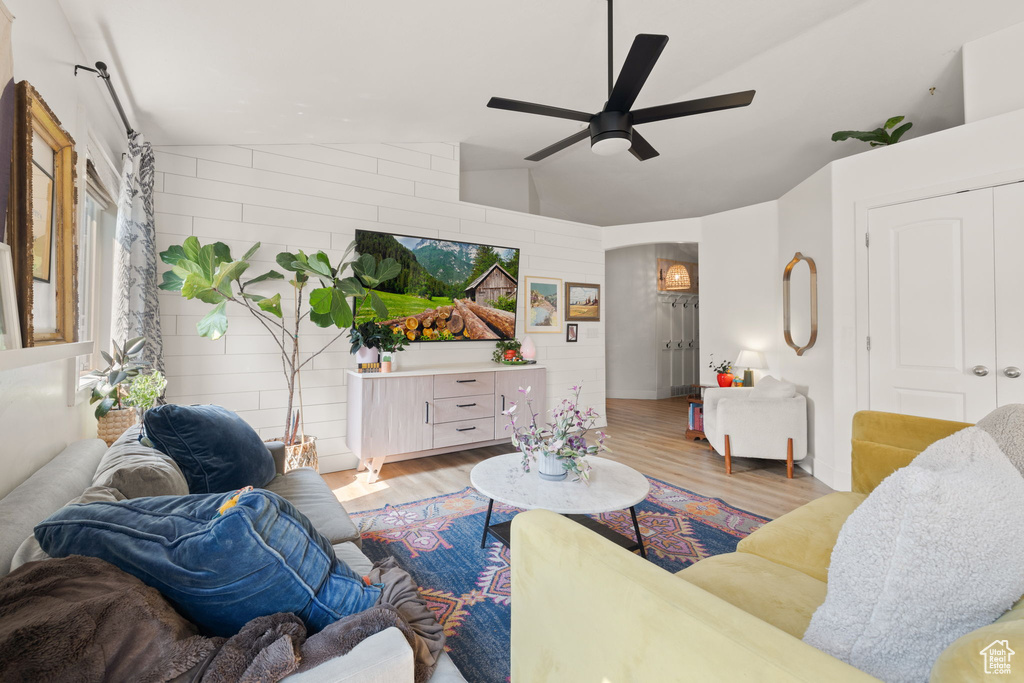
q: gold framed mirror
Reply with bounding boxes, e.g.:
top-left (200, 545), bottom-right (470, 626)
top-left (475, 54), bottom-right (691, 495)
top-left (7, 81), bottom-right (78, 346)
top-left (783, 251), bottom-right (817, 356)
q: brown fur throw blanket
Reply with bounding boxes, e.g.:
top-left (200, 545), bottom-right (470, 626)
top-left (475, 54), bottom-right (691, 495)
top-left (0, 555), bottom-right (217, 682)
top-left (0, 555), bottom-right (445, 683)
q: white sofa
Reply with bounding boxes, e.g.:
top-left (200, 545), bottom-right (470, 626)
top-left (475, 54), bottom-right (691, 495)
top-left (702, 379), bottom-right (808, 477)
top-left (0, 434), bottom-right (465, 682)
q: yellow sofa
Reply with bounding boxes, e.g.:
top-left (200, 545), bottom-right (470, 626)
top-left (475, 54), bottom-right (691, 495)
top-left (511, 410), bottom-right (1024, 682)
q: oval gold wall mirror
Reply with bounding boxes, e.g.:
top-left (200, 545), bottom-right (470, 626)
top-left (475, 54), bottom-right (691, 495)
top-left (783, 252), bottom-right (817, 356)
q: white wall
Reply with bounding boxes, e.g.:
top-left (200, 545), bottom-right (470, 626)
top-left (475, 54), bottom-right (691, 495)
top-left (0, 0), bottom-right (126, 497)
top-left (459, 168), bottom-right (539, 215)
top-left (605, 244), bottom-right (657, 399)
top-left (698, 202), bottom-right (780, 387)
top-left (153, 142), bottom-right (606, 472)
top-left (963, 21), bottom-right (1024, 123)
top-left (775, 166), bottom-right (834, 481)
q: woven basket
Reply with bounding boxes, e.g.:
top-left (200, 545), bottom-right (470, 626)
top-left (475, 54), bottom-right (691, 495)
top-left (97, 408), bottom-right (138, 446)
top-left (266, 435), bottom-right (318, 472)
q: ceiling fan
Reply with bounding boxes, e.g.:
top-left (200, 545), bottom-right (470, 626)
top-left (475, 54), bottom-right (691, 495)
top-left (487, 0), bottom-right (756, 161)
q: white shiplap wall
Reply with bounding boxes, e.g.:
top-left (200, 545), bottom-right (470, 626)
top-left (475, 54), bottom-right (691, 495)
top-left (153, 143), bottom-right (606, 472)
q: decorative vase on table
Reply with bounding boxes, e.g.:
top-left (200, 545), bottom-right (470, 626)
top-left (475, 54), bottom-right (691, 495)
top-left (717, 372), bottom-right (734, 387)
top-left (536, 451), bottom-right (567, 481)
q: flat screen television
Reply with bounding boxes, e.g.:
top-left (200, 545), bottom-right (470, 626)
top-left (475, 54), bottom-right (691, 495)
top-left (354, 229), bottom-right (519, 342)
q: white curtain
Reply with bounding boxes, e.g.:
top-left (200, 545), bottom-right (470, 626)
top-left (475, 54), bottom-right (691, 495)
top-left (113, 132), bottom-right (163, 373)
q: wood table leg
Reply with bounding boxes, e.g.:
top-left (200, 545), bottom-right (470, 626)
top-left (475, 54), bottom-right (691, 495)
top-left (724, 434), bottom-right (732, 475)
top-left (481, 498), bottom-right (495, 549)
top-left (786, 437), bottom-right (794, 479)
top-left (629, 506), bottom-right (646, 559)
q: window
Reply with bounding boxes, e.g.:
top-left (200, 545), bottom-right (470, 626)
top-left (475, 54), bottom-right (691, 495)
top-left (79, 158), bottom-right (117, 374)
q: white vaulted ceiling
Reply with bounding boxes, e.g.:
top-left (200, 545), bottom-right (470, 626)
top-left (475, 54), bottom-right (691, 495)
top-left (59, 0), bottom-right (1024, 225)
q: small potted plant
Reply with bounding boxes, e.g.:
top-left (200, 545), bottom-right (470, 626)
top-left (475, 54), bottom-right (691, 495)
top-left (378, 327), bottom-right (410, 373)
top-left (123, 370), bottom-right (167, 418)
top-left (493, 338), bottom-right (523, 364)
top-left (709, 354), bottom-right (734, 387)
top-left (348, 320), bottom-right (393, 367)
top-left (88, 337), bottom-right (148, 445)
top-left (503, 383), bottom-right (607, 483)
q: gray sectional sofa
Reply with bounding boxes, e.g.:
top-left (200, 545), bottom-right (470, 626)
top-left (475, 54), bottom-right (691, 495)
top-left (0, 428), bottom-right (464, 682)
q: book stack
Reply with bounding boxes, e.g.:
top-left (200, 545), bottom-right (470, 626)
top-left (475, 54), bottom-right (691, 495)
top-left (688, 402), bottom-right (704, 432)
top-left (356, 362), bottom-right (381, 374)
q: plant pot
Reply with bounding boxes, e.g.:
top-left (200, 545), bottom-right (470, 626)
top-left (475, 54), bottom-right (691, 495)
top-left (381, 361), bottom-right (392, 373)
top-left (355, 346), bottom-right (379, 366)
top-left (537, 451), bottom-right (566, 481)
top-left (267, 435), bottom-right (318, 472)
top-left (717, 373), bottom-right (735, 387)
top-left (97, 407), bottom-right (138, 446)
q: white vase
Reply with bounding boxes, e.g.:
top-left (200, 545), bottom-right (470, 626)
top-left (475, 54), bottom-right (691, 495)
top-left (537, 451), bottom-right (566, 481)
top-left (355, 346), bottom-right (379, 366)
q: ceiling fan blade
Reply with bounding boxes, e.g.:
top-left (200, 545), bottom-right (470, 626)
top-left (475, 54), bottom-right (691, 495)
top-left (487, 97), bottom-right (593, 123)
top-left (628, 130), bottom-right (659, 161)
top-left (631, 90), bottom-right (755, 125)
top-left (525, 129), bottom-right (590, 162)
top-left (604, 34), bottom-right (669, 113)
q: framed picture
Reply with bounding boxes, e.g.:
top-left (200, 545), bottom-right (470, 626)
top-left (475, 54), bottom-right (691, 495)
top-left (7, 81), bottom-right (78, 346)
top-left (0, 243), bottom-right (22, 350)
top-left (524, 276), bottom-right (562, 334)
top-left (565, 282), bottom-right (601, 321)
top-left (566, 323), bottom-right (578, 343)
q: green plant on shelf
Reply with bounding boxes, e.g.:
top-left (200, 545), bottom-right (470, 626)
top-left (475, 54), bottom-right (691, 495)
top-left (123, 371), bottom-right (168, 413)
top-left (831, 115), bottom-right (913, 147)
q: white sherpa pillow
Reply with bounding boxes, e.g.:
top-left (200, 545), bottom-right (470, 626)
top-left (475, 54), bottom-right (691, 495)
top-left (976, 403), bottom-right (1024, 477)
top-left (803, 427), bottom-right (1024, 683)
top-left (749, 375), bottom-right (796, 399)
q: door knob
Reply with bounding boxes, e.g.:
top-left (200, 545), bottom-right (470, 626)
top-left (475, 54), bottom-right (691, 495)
top-left (972, 365), bottom-right (990, 377)
top-left (1005, 366), bottom-right (1022, 379)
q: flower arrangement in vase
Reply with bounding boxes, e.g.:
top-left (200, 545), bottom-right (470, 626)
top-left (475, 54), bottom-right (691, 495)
top-left (503, 384), bottom-right (607, 483)
top-left (709, 354), bottom-right (734, 387)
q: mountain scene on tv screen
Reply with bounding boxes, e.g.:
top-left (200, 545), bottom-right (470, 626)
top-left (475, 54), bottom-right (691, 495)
top-left (354, 230), bottom-right (519, 341)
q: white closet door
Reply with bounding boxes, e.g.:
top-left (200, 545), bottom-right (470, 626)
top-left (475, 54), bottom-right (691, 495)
top-left (995, 183), bottom-right (1024, 405)
top-left (868, 189), bottom-right (997, 421)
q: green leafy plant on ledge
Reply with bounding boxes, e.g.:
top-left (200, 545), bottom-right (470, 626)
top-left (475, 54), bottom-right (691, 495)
top-left (88, 337), bottom-right (148, 418)
top-left (123, 371), bottom-right (167, 415)
top-left (158, 237), bottom-right (400, 446)
top-left (832, 115), bottom-right (913, 147)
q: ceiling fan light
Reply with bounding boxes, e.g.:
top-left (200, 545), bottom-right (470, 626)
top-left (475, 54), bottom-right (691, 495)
top-left (591, 132), bottom-right (632, 156)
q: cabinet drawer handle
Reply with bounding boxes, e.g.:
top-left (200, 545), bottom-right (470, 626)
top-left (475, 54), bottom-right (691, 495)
top-left (425, 402), bottom-right (430, 424)
top-left (456, 403), bottom-right (477, 408)
top-left (456, 379), bottom-right (477, 384)
top-left (501, 394), bottom-right (506, 412)
top-left (456, 426), bottom-right (477, 432)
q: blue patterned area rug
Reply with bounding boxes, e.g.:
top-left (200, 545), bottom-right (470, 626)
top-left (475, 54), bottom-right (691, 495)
top-left (351, 477), bottom-right (769, 683)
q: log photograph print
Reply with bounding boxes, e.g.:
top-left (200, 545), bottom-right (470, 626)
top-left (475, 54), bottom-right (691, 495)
top-left (354, 230), bottom-right (519, 342)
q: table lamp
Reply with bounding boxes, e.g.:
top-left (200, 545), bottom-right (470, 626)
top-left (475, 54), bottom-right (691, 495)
top-left (735, 350), bottom-right (766, 387)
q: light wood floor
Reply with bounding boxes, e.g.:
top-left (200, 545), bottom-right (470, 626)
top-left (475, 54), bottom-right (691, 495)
top-left (323, 397), bottom-right (833, 519)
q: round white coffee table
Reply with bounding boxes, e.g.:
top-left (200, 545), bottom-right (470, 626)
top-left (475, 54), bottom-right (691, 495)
top-left (470, 453), bottom-right (651, 557)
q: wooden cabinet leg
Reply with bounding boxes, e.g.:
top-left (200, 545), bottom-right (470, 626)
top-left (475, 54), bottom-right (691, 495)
top-left (786, 438), bottom-right (794, 479)
top-left (724, 434), bottom-right (732, 476)
top-left (366, 456), bottom-right (388, 484)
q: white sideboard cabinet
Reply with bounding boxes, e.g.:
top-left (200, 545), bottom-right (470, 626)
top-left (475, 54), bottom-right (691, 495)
top-left (347, 364), bottom-right (546, 482)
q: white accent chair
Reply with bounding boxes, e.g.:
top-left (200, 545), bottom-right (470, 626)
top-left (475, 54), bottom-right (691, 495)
top-left (702, 377), bottom-right (808, 478)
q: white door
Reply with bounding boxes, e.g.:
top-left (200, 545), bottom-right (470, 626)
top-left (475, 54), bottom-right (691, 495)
top-left (994, 183), bottom-right (1024, 405)
top-left (867, 189), bottom-right (997, 422)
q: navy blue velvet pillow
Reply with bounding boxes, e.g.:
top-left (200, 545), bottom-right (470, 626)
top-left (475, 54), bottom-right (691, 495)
top-left (143, 404), bottom-right (276, 493)
top-left (34, 489), bottom-right (381, 637)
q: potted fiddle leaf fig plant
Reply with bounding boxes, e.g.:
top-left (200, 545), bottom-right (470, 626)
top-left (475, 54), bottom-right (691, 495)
top-left (88, 336), bottom-right (148, 445)
top-left (159, 236), bottom-right (400, 471)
